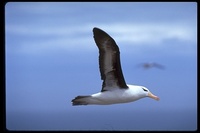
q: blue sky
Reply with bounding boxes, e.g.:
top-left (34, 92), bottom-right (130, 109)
top-left (5, 2), bottom-right (197, 131)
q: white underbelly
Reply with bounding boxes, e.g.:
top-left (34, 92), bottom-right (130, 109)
top-left (90, 89), bottom-right (142, 105)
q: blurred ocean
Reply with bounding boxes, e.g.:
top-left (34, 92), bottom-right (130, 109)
top-left (6, 109), bottom-right (197, 131)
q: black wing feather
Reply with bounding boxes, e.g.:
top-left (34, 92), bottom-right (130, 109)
top-left (93, 27), bottom-right (128, 91)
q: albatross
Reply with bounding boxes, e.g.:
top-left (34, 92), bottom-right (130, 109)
top-left (71, 27), bottom-right (159, 106)
top-left (137, 62), bottom-right (165, 70)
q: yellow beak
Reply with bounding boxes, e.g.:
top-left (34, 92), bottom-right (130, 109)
top-left (148, 92), bottom-right (160, 101)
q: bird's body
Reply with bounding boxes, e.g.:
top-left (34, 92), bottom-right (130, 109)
top-left (72, 85), bottom-right (155, 105)
top-left (71, 27), bottom-right (159, 106)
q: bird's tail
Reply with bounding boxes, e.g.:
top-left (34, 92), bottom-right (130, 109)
top-left (71, 95), bottom-right (91, 106)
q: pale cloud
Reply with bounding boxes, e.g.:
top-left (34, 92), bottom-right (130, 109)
top-left (91, 22), bottom-right (196, 45)
top-left (7, 22), bottom-right (196, 43)
top-left (6, 22), bottom-right (196, 54)
top-left (5, 2), bottom-right (196, 55)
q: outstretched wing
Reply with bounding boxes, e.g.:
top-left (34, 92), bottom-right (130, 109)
top-left (93, 27), bottom-right (128, 92)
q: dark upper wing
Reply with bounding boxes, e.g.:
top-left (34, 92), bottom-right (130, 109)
top-left (93, 27), bottom-right (128, 92)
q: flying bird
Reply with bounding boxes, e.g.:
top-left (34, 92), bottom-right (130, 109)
top-left (71, 27), bottom-right (159, 105)
top-left (137, 62), bottom-right (165, 70)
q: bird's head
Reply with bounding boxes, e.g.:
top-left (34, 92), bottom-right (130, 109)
top-left (141, 87), bottom-right (160, 101)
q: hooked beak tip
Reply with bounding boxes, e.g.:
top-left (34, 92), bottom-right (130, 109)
top-left (148, 92), bottom-right (160, 101)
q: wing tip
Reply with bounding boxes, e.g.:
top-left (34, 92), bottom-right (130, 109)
top-left (71, 96), bottom-right (91, 106)
top-left (93, 27), bottom-right (100, 31)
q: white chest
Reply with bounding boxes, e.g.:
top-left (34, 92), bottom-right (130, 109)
top-left (91, 88), bottom-right (146, 105)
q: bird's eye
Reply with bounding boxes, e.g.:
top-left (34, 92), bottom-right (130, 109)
top-left (142, 88), bottom-right (148, 92)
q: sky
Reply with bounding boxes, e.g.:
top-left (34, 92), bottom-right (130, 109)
top-left (5, 2), bottom-right (197, 131)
